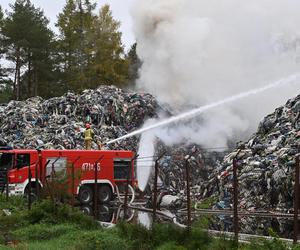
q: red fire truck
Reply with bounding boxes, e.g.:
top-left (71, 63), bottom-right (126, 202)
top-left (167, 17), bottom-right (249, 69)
top-left (0, 147), bottom-right (137, 204)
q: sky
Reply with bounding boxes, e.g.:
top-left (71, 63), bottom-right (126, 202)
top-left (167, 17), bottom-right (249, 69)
top-left (0, 0), bottom-right (135, 50)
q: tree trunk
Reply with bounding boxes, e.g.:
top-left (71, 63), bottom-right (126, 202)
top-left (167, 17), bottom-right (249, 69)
top-left (17, 63), bottom-right (21, 101)
top-left (34, 69), bottom-right (38, 96)
top-left (13, 47), bottom-right (21, 100)
top-left (13, 59), bottom-right (18, 100)
top-left (27, 51), bottom-right (32, 98)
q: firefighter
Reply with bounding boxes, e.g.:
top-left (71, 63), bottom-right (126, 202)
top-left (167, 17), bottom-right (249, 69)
top-left (84, 123), bottom-right (94, 150)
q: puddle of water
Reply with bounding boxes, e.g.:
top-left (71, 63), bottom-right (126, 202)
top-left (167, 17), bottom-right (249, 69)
top-left (80, 203), bottom-right (295, 239)
top-left (79, 203), bottom-right (168, 227)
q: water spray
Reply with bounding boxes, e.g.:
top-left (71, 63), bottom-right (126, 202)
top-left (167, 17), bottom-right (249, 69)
top-left (106, 74), bottom-right (299, 145)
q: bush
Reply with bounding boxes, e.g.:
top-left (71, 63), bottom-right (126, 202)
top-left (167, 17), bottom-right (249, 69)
top-left (117, 222), bottom-right (153, 250)
top-left (12, 224), bottom-right (75, 241)
top-left (74, 230), bottom-right (132, 250)
top-left (151, 223), bottom-right (187, 247)
top-left (26, 200), bottom-right (99, 229)
top-left (0, 194), bottom-right (27, 211)
top-left (156, 242), bottom-right (187, 250)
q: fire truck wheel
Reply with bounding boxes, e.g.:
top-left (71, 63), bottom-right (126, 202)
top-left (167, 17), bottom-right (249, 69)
top-left (79, 186), bottom-right (93, 204)
top-left (24, 188), bottom-right (37, 202)
top-left (99, 185), bottom-right (112, 203)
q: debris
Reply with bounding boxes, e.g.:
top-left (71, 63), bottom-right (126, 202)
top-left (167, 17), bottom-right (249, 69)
top-left (0, 86), bottom-right (159, 151)
top-left (216, 93), bottom-right (300, 211)
top-left (2, 209), bottom-right (11, 216)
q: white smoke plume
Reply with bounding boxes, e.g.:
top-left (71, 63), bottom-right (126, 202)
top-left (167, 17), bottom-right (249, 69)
top-left (131, 0), bottom-right (300, 148)
top-left (136, 120), bottom-right (156, 191)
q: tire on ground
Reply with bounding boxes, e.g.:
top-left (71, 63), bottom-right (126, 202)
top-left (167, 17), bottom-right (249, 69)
top-left (79, 186), bottom-right (93, 204)
top-left (98, 185), bottom-right (112, 203)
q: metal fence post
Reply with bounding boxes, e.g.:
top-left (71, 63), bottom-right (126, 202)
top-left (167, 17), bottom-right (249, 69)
top-left (70, 157), bottom-right (80, 209)
top-left (233, 158), bottom-right (239, 243)
top-left (94, 161), bottom-right (98, 218)
top-left (72, 163), bottom-right (75, 208)
top-left (123, 167), bottom-right (130, 220)
top-left (185, 157), bottom-right (191, 230)
top-left (153, 153), bottom-right (165, 223)
top-left (43, 160), bottom-right (55, 203)
top-left (93, 156), bottom-right (103, 219)
top-left (293, 155), bottom-right (300, 244)
top-left (124, 155), bottom-right (138, 220)
top-left (35, 162), bottom-right (39, 201)
top-left (153, 159), bottom-right (159, 223)
top-left (5, 170), bottom-right (9, 201)
top-left (28, 166), bottom-right (32, 210)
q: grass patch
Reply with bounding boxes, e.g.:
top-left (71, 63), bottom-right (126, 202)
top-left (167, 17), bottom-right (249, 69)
top-left (0, 195), bottom-right (26, 212)
top-left (1, 195), bottom-right (300, 249)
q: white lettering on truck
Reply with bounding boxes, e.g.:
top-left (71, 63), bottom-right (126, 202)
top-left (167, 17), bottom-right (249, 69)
top-left (81, 163), bottom-right (101, 171)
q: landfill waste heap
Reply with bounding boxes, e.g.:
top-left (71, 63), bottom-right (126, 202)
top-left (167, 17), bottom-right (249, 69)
top-left (0, 86), bottom-right (158, 150)
top-left (1, 85), bottom-right (300, 213)
top-left (214, 93), bottom-right (300, 212)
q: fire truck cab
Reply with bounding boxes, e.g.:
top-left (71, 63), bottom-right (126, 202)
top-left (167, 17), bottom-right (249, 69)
top-left (0, 147), bottom-right (137, 204)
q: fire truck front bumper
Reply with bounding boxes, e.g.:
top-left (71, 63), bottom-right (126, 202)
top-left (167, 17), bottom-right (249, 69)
top-left (8, 183), bottom-right (24, 196)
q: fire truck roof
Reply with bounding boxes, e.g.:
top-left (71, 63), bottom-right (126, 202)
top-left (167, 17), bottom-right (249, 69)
top-left (0, 148), bottom-right (134, 155)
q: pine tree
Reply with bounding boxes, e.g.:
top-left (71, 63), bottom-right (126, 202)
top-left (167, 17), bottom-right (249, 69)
top-left (2, 0), bottom-right (55, 99)
top-left (87, 4), bottom-right (128, 88)
top-left (0, 6), bottom-right (7, 82)
top-left (56, 0), bottom-right (96, 91)
top-left (0, 6), bottom-right (13, 103)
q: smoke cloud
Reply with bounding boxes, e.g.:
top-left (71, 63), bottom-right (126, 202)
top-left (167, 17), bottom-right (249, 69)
top-left (131, 0), bottom-right (300, 148)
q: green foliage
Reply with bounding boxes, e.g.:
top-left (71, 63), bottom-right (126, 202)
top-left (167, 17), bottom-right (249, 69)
top-left (0, 1), bottom-right (137, 103)
top-left (12, 223), bottom-right (74, 241)
top-left (151, 223), bottom-right (188, 247)
top-left (73, 229), bottom-right (132, 250)
top-left (195, 195), bottom-right (218, 209)
top-left (86, 4), bottom-right (129, 88)
top-left (56, 0), bottom-right (96, 91)
top-left (56, 1), bottom-right (129, 91)
top-left (156, 242), bottom-right (187, 250)
top-left (25, 200), bottom-right (98, 229)
top-left (0, 194), bottom-right (26, 211)
top-left (1, 193), bottom-right (299, 250)
top-left (0, 82), bottom-right (13, 103)
top-left (117, 222), bottom-right (153, 250)
top-left (2, 0), bottom-right (56, 100)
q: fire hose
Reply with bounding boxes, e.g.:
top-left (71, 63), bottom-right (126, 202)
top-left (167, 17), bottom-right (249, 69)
top-left (115, 184), bottom-right (135, 205)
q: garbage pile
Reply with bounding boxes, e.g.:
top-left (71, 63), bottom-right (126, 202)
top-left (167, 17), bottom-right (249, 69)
top-left (215, 93), bottom-right (300, 211)
top-left (209, 215), bottom-right (293, 239)
top-left (0, 86), bottom-right (158, 150)
top-left (144, 143), bottom-right (226, 210)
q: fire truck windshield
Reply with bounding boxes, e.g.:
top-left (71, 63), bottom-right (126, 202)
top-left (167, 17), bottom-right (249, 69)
top-left (0, 153), bottom-right (13, 170)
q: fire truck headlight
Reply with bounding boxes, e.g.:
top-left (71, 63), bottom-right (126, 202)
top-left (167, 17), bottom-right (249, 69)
top-left (8, 174), bottom-right (15, 182)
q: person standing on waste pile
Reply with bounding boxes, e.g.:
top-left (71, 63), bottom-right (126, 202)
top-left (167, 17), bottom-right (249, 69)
top-left (84, 123), bottom-right (94, 150)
